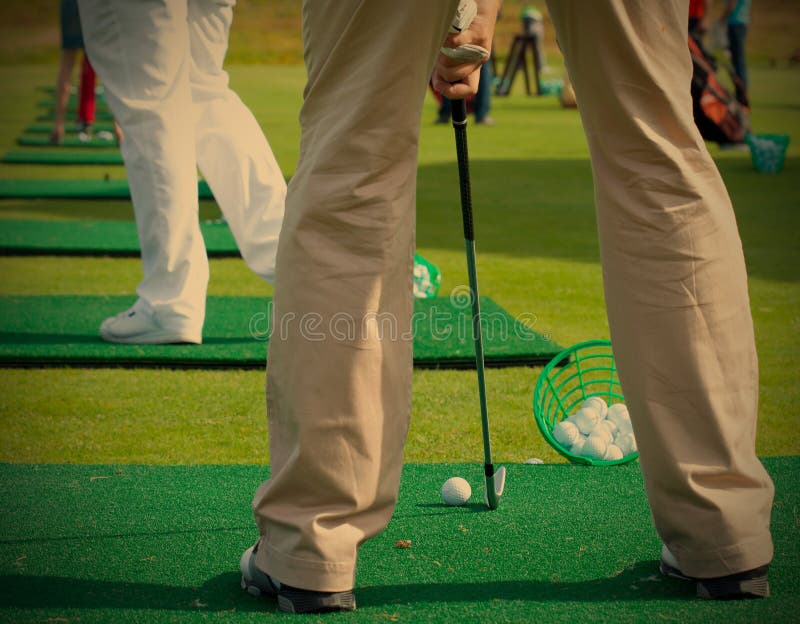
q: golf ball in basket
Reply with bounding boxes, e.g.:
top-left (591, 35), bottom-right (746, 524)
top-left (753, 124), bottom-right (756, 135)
top-left (615, 431), bottom-right (637, 456)
top-left (570, 435), bottom-right (587, 455)
top-left (441, 477), bottom-right (471, 506)
top-left (573, 406), bottom-right (601, 435)
top-left (553, 420), bottom-right (580, 447)
top-left (581, 434), bottom-right (608, 460)
top-left (582, 396), bottom-right (608, 419)
top-left (604, 444), bottom-right (624, 461)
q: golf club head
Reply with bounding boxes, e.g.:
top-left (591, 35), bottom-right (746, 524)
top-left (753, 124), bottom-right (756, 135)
top-left (484, 465), bottom-right (506, 510)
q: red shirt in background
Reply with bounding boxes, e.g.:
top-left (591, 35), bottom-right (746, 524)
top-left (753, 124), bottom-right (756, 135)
top-left (689, 0), bottom-right (706, 19)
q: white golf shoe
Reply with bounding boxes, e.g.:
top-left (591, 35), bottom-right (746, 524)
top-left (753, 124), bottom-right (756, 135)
top-left (99, 299), bottom-right (202, 345)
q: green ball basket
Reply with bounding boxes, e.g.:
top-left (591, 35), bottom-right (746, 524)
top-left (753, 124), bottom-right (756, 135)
top-left (533, 339), bottom-right (638, 466)
top-left (745, 133), bottom-right (790, 174)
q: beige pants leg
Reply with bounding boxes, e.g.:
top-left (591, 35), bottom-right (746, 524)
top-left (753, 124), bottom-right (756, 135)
top-left (189, 0), bottom-right (286, 284)
top-left (78, 0), bottom-right (208, 334)
top-left (251, 0), bottom-right (459, 592)
top-left (546, 0), bottom-right (774, 577)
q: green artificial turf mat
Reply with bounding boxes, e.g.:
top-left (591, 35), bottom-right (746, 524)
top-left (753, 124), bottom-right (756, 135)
top-left (17, 135), bottom-right (118, 148)
top-left (2, 150), bottom-right (123, 165)
top-left (0, 180), bottom-right (213, 200)
top-left (0, 220), bottom-right (232, 255)
top-left (0, 459), bottom-right (796, 623)
top-left (0, 295), bottom-right (560, 369)
top-left (36, 96), bottom-right (108, 109)
top-left (36, 111), bottom-right (114, 122)
top-left (24, 122), bottom-right (117, 134)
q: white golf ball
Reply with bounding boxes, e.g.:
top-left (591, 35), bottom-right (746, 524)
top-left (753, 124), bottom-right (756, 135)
top-left (589, 421), bottom-right (614, 445)
top-left (581, 434), bottom-right (608, 460)
top-left (598, 418), bottom-right (618, 437)
top-left (552, 420), bottom-right (580, 447)
top-left (582, 396), bottom-right (608, 419)
top-left (607, 403), bottom-right (629, 425)
top-left (573, 406), bottom-right (600, 435)
top-left (615, 432), bottom-right (638, 456)
top-left (604, 444), bottom-right (624, 461)
top-left (607, 403), bottom-right (633, 435)
top-left (441, 477), bottom-right (471, 506)
top-left (570, 435), bottom-right (587, 455)
top-left (525, 457), bottom-right (544, 465)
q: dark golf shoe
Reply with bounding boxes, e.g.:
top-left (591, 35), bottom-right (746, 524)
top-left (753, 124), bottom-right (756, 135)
top-left (659, 545), bottom-right (770, 600)
top-left (240, 542), bottom-right (356, 614)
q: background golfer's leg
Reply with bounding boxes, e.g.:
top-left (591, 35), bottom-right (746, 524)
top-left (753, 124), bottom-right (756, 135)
top-left (77, 0), bottom-right (208, 333)
top-left (251, 0), bottom-right (459, 593)
top-left (546, 0), bottom-right (774, 578)
top-left (189, 0), bottom-right (287, 283)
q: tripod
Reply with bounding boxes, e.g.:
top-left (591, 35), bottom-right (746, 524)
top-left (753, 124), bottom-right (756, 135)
top-left (495, 34), bottom-right (543, 96)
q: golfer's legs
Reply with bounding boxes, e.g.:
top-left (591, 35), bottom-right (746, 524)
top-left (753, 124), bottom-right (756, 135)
top-left (251, 0), bottom-right (458, 592)
top-left (188, 0), bottom-right (286, 283)
top-left (546, 0), bottom-right (773, 578)
top-left (78, 0), bottom-right (208, 332)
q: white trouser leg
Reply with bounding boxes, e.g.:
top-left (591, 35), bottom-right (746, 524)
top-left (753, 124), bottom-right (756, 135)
top-left (78, 0), bottom-right (208, 334)
top-left (189, 0), bottom-right (286, 283)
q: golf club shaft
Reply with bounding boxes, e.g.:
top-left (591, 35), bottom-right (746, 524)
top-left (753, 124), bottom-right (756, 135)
top-left (452, 98), bottom-right (497, 485)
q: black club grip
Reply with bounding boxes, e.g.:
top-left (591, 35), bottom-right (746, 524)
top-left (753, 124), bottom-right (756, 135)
top-left (451, 99), bottom-right (474, 241)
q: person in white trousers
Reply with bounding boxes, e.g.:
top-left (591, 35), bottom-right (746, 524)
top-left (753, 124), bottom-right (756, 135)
top-left (77, 0), bottom-right (286, 344)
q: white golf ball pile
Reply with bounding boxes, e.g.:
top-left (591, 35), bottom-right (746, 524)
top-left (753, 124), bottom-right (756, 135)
top-left (551, 397), bottom-right (637, 461)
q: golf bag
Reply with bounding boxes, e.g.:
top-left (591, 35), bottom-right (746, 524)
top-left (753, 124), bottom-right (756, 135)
top-left (689, 37), bottom-right (749, 145)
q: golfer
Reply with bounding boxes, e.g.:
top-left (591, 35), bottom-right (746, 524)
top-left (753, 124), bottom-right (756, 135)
top-left (77, 0), bottom-right (286, 345)
top-left (243, 0), bottom-right (772, 613)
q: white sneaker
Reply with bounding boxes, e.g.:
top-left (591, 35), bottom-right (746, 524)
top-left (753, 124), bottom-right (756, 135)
top-left (99, 300), bottom-right (202, 344)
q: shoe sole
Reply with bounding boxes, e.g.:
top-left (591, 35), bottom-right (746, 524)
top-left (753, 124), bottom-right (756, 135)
top-left (277, 588), bottom-right (356, 614)
top-left (100, 329), bottom-right (201, 345)
top-left (241, 573), bottom-right (356, 614)
top-left (660, 559), bottom-right (769, 599)
top-left (697, 575), bottom-right (770, 600)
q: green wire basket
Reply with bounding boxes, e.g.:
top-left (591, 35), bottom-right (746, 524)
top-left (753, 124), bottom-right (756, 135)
top-left (745, 133), bottom-right (790, 174)
top-left (412, 253), bottom-right (441, 299)
top-left (532, 339), bottom-right (638, 466)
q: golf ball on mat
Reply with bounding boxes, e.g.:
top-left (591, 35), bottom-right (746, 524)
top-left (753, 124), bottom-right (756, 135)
top-left (441, 477), bottom-right (471, 506)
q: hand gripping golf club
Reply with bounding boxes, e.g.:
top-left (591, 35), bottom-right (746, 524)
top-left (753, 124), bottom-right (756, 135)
top-left (451, 98), bottom-right (506, 510)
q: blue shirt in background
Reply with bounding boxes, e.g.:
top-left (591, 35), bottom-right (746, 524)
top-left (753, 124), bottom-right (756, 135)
top-left (728, 0), bottom-right (751, 25)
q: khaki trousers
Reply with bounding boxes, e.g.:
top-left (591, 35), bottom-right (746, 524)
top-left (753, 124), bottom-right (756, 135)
top-left (547, 0), bottom-right (774, 577)
top-left (252, 0), bottom-right (459, 592)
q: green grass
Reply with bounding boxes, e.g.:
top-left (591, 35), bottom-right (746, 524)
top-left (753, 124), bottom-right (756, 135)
top-left (0, 63), bottom-right (798, 464)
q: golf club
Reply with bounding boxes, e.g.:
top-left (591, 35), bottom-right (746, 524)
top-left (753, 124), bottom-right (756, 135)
top-left (451, 97), bottom-right (506, 510)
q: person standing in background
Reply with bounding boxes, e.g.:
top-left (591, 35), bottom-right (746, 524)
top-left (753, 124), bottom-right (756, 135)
top-left (51, 0), bottom-right (98, 145)
top-left (721, 0), bottom-right (751, 99)
top-left (688, 0), bottom-right (709, 49)
top-left (76, 0), bottom-right (286, 345)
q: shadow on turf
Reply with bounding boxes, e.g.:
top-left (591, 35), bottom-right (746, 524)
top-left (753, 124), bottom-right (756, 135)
top-left (0, 562), bottom-right (699, 613)
top-left (415, 158), bottom-right (798, 284)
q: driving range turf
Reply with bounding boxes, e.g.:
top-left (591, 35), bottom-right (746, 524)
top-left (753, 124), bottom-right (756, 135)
top-left (0, 58), bottom-right (798, 622)
top-left (1, 459), bottom-right (798, 623)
